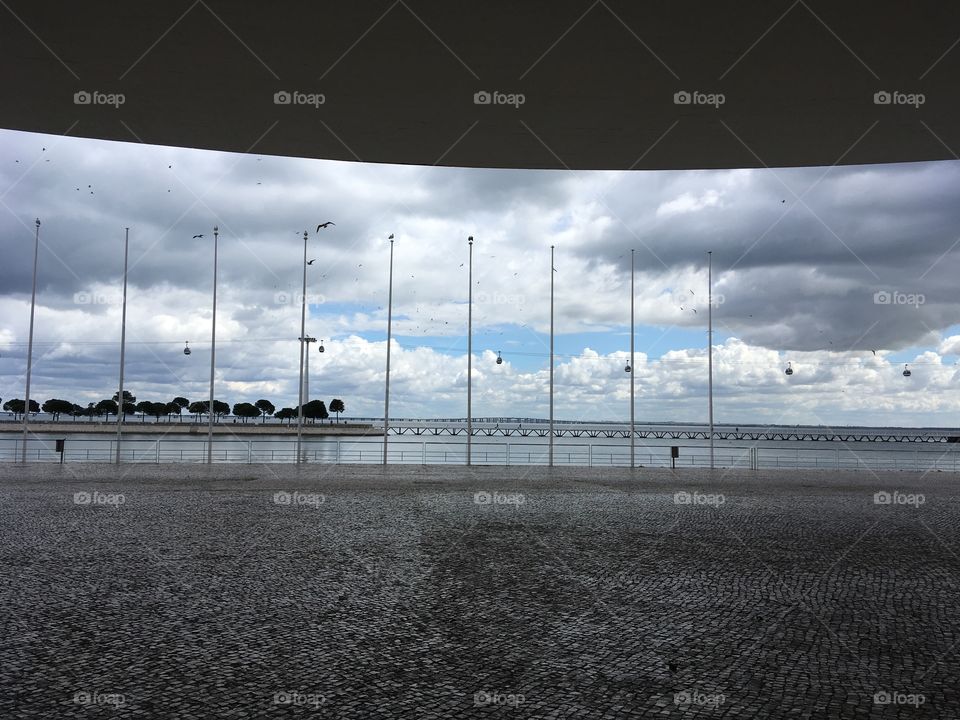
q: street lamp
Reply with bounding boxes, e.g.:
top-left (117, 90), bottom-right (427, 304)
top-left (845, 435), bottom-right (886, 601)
top-left (21, 218), bottom-right (40, 464)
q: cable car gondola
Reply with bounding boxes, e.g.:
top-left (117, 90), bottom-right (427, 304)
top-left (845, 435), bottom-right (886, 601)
top-left (784, 361), bottom-right (793, 376)
top-left (902, 364), bottom-right (911, 377)
top-left (496, 350), bottom-right (503, 365)
top-left (318, 340), bottom-right (325, 353)
top-left (183, 341), bottom-right (191, 356)
top-left (624, 363), bottom-right (632, 373)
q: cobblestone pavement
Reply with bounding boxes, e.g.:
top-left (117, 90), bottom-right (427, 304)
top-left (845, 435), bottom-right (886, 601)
top-left (0, 463), bottom-right (958, 718)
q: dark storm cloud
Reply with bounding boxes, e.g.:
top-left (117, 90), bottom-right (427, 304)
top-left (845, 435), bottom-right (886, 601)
top-left (0, 132), bottom-right (572, 308)
top-left (3, 128), bottom-right (960, 364)
top-left (574, 161), bottom-right (960, 350)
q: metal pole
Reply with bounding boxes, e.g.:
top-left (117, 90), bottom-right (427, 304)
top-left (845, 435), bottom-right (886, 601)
top-left (383, 235), bottom-right (394, 464)
top-left (208, 226), bottom-right (218, 465)
top-left (467, 236), bottom-right (473, 466)
top-left (549, 245), bottom-right (555, 467)
top-left (708, 250), bottom-right (714, 469)
top-left (116, 228), bottom-right (129, 464)
top-left (630, 248), bottom-right (635, 469)
top-left (296, 230), bottom-right (308, 464)
top-left (301, 336), bottom-right (315, 402)
top-left (21, 218), bottom-right (40, 464)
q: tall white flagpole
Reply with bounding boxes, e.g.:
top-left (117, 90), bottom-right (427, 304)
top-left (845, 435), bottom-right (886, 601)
top-left (549, 245), bottom-right (555, 467)
top-left (116, 228), bottom-right (129, 464)
top-left (708, 250), bottom-right (714, 469)
top-left (21, 218), bottom-right (40, 464)
top-left (383, 235), bottom-right (394, 464)
top-left (208, 226), bottom-right (219, 464)
top-left (467, 236), bottom-right (473, 465)
top-left (296, 230), bottom-right (308, 464)
top-left (630, 248), bottom-right (635, 469)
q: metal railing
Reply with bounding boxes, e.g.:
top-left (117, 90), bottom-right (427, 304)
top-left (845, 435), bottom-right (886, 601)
top-left (1, 436), bottom-right (958, 471)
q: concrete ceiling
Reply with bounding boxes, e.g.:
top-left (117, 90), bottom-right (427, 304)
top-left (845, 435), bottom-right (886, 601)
top-left (2, 1), bottom-right (959, 170)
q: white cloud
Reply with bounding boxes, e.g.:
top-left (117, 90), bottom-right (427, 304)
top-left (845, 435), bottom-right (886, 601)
top-left (656, 189), bottom-right (722, 217)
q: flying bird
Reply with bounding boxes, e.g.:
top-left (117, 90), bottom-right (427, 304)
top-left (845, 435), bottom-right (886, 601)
top-left (317, 222), bottom-right (335, 230)
top-left (192, 234), bottom-right (204, 239)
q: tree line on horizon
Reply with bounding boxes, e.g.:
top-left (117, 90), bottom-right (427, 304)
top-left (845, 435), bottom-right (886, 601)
top-left (1, 392), bottom-right (347, 424)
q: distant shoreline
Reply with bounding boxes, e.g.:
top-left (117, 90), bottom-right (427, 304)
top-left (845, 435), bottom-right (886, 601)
top-left (0, 422), bottom-right (381, 437)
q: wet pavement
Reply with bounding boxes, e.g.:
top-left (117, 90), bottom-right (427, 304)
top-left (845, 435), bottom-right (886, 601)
top-left (0, 463), bottom-right (958, 718)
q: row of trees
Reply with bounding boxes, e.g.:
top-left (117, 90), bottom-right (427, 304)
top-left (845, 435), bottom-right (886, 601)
top-left (1, 392), bottom-right (347, 424)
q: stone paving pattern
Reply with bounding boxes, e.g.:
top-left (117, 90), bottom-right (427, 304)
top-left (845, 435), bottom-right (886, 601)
top-left (0, 463), bottom-right (958, 718)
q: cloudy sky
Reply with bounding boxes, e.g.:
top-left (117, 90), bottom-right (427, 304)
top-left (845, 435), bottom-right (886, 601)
top-left (1, 128), bottom-right (959, 427)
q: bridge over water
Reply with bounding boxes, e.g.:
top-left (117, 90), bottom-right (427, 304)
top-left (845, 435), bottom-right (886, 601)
top-left (372, 420), bottom-right (960, 444)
